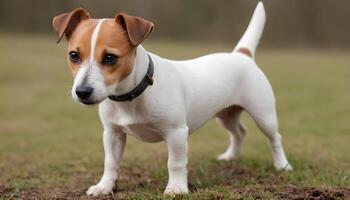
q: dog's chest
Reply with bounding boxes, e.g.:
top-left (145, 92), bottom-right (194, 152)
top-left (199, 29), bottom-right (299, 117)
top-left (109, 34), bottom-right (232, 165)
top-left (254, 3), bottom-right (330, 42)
top-left (104, 102), bottom-right (164, 143)
top-left (121, 124), bottom-right (163, 143)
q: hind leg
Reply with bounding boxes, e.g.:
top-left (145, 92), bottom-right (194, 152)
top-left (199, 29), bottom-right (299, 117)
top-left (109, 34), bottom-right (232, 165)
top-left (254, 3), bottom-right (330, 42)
top-left (245, 104), bottom-right (292, 171)
top-left (216, 106), bottom-right (247, 161)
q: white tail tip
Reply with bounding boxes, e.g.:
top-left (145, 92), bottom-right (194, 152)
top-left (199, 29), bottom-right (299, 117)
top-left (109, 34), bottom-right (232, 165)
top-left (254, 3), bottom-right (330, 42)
top-left (233, 1), bottom-right (266, 58)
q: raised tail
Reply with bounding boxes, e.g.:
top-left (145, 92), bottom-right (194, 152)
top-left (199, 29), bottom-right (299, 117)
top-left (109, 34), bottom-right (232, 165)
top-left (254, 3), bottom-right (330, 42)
top-left (233, 1), bottom-right (266, 59)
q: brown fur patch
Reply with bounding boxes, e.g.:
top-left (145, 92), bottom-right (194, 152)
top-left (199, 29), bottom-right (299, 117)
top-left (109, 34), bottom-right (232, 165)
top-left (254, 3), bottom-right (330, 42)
top-left (66, 18), bottom-right (135, 85)
top-left (67, 20), bottom-right (97, 77)
top-left (95, 19), bottom-right (135, 85)
top-left (237, 47), bottom-right (252, 58)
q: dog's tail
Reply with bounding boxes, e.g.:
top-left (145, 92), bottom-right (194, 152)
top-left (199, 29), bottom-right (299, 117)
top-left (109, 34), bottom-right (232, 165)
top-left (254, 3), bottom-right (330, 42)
top-left (233, 1), bottom-right (266, 59)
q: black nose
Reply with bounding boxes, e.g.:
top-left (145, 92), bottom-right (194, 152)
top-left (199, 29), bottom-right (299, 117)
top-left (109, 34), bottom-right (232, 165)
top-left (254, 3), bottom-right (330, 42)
top-left (76, 86), bottom-right (93, 99)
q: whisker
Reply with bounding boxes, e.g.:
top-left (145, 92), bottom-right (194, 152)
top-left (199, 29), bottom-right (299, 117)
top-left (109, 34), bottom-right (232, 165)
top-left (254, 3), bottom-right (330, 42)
top-left (64, 88), bottom-right (72, 96)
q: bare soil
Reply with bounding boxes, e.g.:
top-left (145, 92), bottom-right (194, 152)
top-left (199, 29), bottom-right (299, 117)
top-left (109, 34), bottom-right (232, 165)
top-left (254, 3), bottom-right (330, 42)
top-left (1, 183), bottom-right (349, 200)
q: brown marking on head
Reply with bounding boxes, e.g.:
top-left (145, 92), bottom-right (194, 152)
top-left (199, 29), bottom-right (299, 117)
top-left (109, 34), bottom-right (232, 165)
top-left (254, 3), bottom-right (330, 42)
top-left (53, 8), bottom-right (90, 44)
top-left (95, 19), bottom-right (136, 85)
top-left (94, 13), bottom-right (154, 85)
top-left (53, 9), bottom-right (155, 86)
top-left (115, 13), bottom-right (154, 47)
top-left (237, 47), bottom-right (252, 58)
top-left (67, 20), bottom-right (97, 76)
top-left (53, 8), bottom-right (94, 77)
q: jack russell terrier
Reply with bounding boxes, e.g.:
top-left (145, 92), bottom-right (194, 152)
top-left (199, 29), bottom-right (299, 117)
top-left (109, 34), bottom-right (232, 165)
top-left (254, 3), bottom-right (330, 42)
top-left (53, 2), bottom-right (292, 196)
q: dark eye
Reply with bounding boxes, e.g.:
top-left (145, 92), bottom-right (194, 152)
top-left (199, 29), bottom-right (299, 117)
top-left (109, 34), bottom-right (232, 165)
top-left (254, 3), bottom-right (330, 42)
top-left (69, 51), bottom-right (80, 63)
top-left (102, 53), bottom-right (118, 65)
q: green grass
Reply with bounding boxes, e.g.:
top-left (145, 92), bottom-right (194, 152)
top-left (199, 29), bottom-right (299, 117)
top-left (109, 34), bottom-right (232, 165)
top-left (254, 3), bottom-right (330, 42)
top-left (0, 33), bottom-right (349, 199)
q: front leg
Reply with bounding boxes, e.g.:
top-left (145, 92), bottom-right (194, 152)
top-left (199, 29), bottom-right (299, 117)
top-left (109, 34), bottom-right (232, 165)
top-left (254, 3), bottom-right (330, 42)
top-left (164, 126), bottom-right (189, 195)
top-left (87, 127), bottom-right (126, 196)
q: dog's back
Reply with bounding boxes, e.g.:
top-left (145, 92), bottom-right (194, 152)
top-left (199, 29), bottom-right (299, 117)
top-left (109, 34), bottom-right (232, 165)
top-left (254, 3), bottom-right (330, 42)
top-left (163, 2), bottom-right (267, 131)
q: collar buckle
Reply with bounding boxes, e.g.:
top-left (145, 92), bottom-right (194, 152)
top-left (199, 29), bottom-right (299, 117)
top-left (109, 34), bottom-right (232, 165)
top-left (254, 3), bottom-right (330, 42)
top-left (146, 74), bottom-right (153, 85)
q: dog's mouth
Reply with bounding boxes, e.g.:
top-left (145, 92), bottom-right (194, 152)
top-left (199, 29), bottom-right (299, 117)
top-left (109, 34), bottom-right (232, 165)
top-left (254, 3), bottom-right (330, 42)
top-left (79, 99), bottom-right (100, 106)
top-left (78, 95), bottom-right (109, 105)
top-left (72, 85), bottom-right (110, 106)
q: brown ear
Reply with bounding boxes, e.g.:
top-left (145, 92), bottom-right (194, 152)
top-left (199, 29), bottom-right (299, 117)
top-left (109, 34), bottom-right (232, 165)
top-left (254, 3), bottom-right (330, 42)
top-left (115, 13), bottom-right (154, 46)
top-left (52, 8), bottom-right (90, 44)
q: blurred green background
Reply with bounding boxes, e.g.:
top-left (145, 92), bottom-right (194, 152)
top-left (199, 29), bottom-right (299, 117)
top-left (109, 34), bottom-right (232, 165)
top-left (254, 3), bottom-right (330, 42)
top-left (0, 0), bottom-right (349, 199)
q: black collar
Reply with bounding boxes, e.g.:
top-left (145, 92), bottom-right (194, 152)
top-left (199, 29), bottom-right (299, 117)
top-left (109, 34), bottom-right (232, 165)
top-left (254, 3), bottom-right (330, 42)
top-left (108, 54), bottom-right (154, 102)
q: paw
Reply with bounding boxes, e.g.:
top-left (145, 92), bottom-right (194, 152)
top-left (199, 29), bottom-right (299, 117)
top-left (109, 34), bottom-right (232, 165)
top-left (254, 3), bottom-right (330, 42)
top-left (217, 152), bottom-right (239, 161)
top-left (164, 183), bottom-right (189, 196)
top-left (86, 182), bottom-right (114, 196)
top-left (274, 162), bottom-right (293, 171)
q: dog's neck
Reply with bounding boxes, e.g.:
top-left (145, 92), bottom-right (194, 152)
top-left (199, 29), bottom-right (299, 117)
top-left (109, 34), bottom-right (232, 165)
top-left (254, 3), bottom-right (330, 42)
top-left (112, 45), bottom-right (150, 96)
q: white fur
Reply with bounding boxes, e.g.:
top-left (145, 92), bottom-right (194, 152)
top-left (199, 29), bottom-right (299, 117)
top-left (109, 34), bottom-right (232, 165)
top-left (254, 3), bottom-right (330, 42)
top-left (233, 2), bottom-right (265, 58)
top-left (71, 64), bottom-right (88, 101)
top-left (81, 2), bottom-right (292, 196)
top-left (90, 19), bottom-right (106, 65)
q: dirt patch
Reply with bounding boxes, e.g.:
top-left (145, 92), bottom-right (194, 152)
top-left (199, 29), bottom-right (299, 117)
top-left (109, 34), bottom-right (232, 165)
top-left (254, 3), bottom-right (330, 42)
top-left (0, 185), bottom-right (16, 199)
top-left (1, 184), bottom-right (349, 200)
top-left (276, 186), bottom-right (350, 200)
top-left (55, 190), bottom-right (115, 200)
top-left (1, 163), bottom-right (349, 200)
top-left (0, 186), bottom-right (117, 200)
top-left (0, 185), bottom-right (42, 200)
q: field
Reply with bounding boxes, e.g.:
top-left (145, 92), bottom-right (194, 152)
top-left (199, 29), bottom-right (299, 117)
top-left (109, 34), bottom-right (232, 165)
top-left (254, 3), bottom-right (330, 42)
top-left (0, 33), bottom-right (349, 199)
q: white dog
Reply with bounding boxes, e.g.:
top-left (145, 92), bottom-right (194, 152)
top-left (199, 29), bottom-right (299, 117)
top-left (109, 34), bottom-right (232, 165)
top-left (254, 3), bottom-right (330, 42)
top-left (53, 2), bottom-right (292, 196)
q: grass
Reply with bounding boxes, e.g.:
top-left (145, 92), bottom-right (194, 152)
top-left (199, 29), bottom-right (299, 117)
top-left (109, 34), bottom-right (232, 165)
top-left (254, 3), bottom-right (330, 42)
top-left (0, 33), bottom-right (349, 199)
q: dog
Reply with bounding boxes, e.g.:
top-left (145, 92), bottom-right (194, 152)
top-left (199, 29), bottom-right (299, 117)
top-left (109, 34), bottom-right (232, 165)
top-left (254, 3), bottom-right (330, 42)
top-left (52, 2), bottom-right (292, 196)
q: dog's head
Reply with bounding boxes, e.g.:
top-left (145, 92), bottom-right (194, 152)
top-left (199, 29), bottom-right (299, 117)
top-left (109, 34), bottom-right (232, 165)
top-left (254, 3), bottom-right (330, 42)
top-left (53, 8), bottom-right (154, 105)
